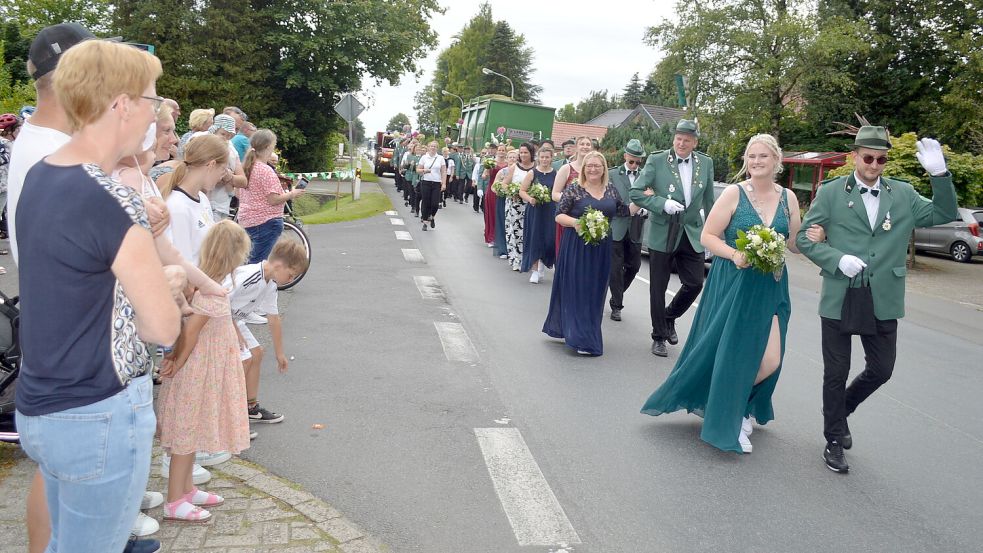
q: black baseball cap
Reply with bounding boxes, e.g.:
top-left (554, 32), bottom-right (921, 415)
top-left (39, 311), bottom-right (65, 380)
top-left (28, 23), bottom-right (99, 80)
top-left (561, 139), bottom-right (576, 147)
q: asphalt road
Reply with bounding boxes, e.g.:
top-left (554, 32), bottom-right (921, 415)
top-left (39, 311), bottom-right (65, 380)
top-left (243, 177), bottom-right (983, 553)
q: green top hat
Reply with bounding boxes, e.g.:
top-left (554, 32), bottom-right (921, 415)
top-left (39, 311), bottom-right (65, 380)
top-left (624, 138), bottom-right (645, 158)
top-left (852, 126), bottom-right (891, 150)
top-left (674, 119), bottom-right (700, 138)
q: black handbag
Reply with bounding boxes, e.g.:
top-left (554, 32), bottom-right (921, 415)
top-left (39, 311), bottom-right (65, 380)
top-left (840, 269), bottom-right (877, 336)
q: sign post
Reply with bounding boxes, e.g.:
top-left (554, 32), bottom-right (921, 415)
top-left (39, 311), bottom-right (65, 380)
top-left (333, 93), bottom-right (366, 206)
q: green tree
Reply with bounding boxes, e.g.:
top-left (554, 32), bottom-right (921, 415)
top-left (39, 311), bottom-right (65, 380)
top-left (414, 2), bottom-right (542, 133)
top-left (386, 113), bottom-right (411, 132)
top-left (620, 72), bottom-right (643, 108)
top-left (0, 40), bottom-right (36, 114)
top-left (0, 0), bottom-right (112, 34)
top-left (555, 103), bottom-right (577, 122)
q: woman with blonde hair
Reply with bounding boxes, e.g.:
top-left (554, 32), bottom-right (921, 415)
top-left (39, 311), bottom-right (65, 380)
top-left (552, 135), bottom-right (594, 256)
top-left (178, 107), bottom-right (215, 158)
top-left (543, 150), bottom-right (633, 356)
top-left (641, 133), bottom-right (801, 454)
top-left (238, 129), bottom-right (304, 263)
top-left (492, 148), bottom-right (518, 257)
top-left (15, 38), bottom-right (182, 552)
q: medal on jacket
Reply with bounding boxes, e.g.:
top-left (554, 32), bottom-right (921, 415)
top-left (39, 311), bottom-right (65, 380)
top-left (669, 184), bottom-right (676, 193)
top-left (882, 212), bottom-right (892, 231)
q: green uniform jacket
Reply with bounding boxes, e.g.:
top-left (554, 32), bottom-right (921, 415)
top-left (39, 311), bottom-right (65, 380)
top-left (629, 149), bottom-right (715, 253)
top-left (405, 155), bottom-right (421, 185)
top-left (393, 145), bottom-right (404, 175)
top-left (476, 158), bottom-right (491, 191)
top-left (609, 165), bottom-right (640, 243)
top-left (795, 173), bottom-right (958, 320)
top-left (458, 154), bottom-right (475, 179)
top-left (448, 152), bottom-right (461, 178)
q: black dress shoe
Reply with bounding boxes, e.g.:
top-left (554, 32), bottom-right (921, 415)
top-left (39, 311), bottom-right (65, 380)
top-left (824, 441), bottom-right (849, 473)
top-left (651, 339), bottom-right (668, 357)
top-left (666, 318), bottom-right (679, 345)
top-left (610, 309), bottom-right (622, 321)
top-left (422, 223), bottom-right (428, 231)
top-left (842, 418), bottom-right (852, 450)
top-left (430, 218), bottom-right (436, 228)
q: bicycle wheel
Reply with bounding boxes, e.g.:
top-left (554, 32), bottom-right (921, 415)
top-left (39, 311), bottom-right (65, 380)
top-left (277, 219), bottom-right (311, 290)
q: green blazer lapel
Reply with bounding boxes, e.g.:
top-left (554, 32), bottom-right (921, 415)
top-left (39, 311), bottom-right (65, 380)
top-left (845, 174), bottom-right (871, 230)
top-left (666, 151), bottom-right (684, 204)
top-left (874, 180), bottom-right (895, 233)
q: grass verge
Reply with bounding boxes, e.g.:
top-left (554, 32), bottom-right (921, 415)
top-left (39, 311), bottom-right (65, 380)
top-left (361, 158), bottom-right (379, 182)
top-left (299, 191), bottom-right (392, 225)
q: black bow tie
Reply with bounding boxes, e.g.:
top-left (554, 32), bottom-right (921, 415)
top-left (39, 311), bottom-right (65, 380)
top-left (677, 157), bottom-right (689, 164)
top-left (860, 187), bottom-right (879, 197)
top-left (627, 169), bottom-right (638, 176)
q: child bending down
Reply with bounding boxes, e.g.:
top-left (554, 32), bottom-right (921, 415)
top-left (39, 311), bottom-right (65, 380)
top-left (157, 221), bottom-right (252, 523)
top-left (230, 239), bottom-right (311, 424)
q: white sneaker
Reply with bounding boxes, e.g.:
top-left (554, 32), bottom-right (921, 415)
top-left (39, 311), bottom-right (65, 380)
top-left (738, 429), bottom-right (753, 454)
top-left (160, 455), bottom-right (212, 485)
top-left (486, 242), bottom-right (493, 248)
top-left (742, 416), bottom-right (753, 436)
top-left (499, 254), bottom-right (507, 259)
top-left (250, 430), bottom-right (258, 440)
top-left (195, 451), bottom-right (232, 466)
top-left (141, 491), bottom-right (164, 510)
top-left (131, 511), bottom-right (160, 537)
top-left (245, 313), bottom-right (267, 325)
top-left (529, 271), bottom-right (540, 284)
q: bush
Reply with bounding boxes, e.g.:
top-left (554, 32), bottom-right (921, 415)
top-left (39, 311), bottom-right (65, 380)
top-left (291, 193), bottom-right (323, 217)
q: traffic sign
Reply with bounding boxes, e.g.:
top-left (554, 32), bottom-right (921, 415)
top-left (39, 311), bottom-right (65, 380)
top-left (334, 93), bottom-right (365, 123)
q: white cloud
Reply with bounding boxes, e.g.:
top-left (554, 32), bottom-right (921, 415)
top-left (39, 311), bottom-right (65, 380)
top-left (360, 0), bottom-right (675, 133)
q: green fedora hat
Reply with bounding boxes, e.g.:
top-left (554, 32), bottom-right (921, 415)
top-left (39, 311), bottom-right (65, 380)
top-left (624, 138), bottom-right (645, 158)
top-left (852, 126), bottom-right (891, 150)
top-left (674, 119), bottom-right (700, 138)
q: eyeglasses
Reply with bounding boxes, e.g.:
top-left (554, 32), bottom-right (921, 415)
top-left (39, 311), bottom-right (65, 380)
top-left (141, 96), bottom-right (165, 114)
top-left (584, 163), bottom-right (605, 169)
top-left (861, 154), bottom-right (888, 165)
top-left (625, 159), bottom-right (641, 166)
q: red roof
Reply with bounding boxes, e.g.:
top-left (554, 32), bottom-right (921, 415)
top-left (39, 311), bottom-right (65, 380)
top-left (550, 121), bottom-right (608, 145)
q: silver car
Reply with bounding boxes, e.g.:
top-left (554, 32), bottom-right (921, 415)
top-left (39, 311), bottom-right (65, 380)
top-left (913, 207), bottom-right (983, 262)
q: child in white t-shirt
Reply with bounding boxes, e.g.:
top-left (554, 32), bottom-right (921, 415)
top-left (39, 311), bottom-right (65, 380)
top-left (228, 239), bottom-right (310, 424)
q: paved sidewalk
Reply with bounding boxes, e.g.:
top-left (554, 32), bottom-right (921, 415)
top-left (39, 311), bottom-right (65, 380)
top-left (0, 443), bottom-right (386, 553)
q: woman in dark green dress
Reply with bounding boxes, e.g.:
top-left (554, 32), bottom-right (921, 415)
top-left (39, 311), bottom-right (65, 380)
top-left (640, 134), bottom-right (802, 454)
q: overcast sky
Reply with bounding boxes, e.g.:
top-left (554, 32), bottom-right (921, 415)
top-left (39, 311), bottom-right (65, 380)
top-left (359, 0), bottom-right (675, 132)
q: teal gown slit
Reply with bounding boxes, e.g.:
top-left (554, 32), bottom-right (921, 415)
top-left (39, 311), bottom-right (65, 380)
top-left (640, 185), bottom-right (792, 453)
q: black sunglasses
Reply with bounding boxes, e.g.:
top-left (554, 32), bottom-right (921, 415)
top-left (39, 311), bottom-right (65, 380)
top-left (625, 159), bottom-right (641, 166)
top-left (861, 154), bottom-right (888, 165)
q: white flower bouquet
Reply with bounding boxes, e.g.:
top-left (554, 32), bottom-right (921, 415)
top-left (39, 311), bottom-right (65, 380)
top-left (505, 181), bottom-right (522, 199)
top-left (577, 207), bottom-right (610, 246)
top-left (528, 182), bottom-right (552, 204)
top-left (735, 224), bottom-right (786, 279)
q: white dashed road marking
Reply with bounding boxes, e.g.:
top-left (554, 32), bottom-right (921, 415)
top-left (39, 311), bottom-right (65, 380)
top-left (413, 276), bottom-right (445, 300)
top-left (474, 428), bottom-right (581, 547)
top-left (395, 231), bottom-right (413, 241)
top-left (385, 210), bottom-right (398, 216)
top-left (433, 322), bottom-right (479, 363)
top-left (634, 275), bottom-right (697, 307)
top-left (401, 249), bottom-right (425, 263)
top-left (390, 218), bottom-right (405, 225)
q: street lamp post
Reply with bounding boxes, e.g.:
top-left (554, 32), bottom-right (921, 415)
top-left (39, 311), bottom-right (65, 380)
top-left (481, 67), bottom-right (514, 100)
top-left (441, 90), bottom-right (466, 141)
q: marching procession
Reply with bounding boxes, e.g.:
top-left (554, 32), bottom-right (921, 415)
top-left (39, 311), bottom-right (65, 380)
top-left (385, 120), bottom-right (958, 472)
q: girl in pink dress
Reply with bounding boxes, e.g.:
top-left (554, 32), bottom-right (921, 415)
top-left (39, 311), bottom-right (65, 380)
top-left (158, 220), bottom-right (252, 523)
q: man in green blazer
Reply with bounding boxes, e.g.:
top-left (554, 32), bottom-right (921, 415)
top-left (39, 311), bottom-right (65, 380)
top-left (630, 119), bottom-right (717, 357)
top-left (608, 138), bottom-right (647, 321)
top-left (796, 126), bottom-right (957, 474)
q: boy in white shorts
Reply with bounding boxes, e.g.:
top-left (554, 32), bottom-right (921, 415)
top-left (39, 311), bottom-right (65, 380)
top-left (229, 239), bottom-right (309, 425)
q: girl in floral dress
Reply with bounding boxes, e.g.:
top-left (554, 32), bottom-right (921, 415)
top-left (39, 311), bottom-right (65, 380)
top-left (158, 220), bottom-right (253, 523)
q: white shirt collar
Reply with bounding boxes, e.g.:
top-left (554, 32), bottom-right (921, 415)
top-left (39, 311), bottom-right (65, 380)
top-left (854, 171), bottom-right (881, 190)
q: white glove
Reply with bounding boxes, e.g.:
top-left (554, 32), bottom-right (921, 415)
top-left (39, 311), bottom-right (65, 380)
top-left (916, 138), bottom-right (947, 176)
top-left (663, 199), bottom-right (685, 215)
top-left (838, 255), bottom-right (867, 278)
top-left (477, 189), bottom-right (484, 198)
top-left (637, 208), bottom-right (648, 217)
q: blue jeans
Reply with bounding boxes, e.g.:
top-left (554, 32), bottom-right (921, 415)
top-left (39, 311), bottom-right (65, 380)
top-left (17, 375), bottom-right (156, 553)
top-left (245, 217), bottom-right (284, 264)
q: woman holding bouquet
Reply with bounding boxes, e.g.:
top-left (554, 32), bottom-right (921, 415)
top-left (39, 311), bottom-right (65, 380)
top-left (505, 143), bottom-right (536, 270)
top-left (492, 149), bottom-right (517, 258)
top-left (519, 146), bottom-right (557, 282)
top-left (640, 134), bottom-right (801, 454)
top-left (543, 151), bottom-right (635, 355)
top-left (552, 136), bottom-right (594, 257)
top-left (483, 144), bottom-right (507, 249)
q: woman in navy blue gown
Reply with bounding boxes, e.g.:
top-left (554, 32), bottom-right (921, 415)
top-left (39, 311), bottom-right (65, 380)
top-left (543, 151), bottom-right (635, 355)
top-left (519, 146), bottom-right (557, 282)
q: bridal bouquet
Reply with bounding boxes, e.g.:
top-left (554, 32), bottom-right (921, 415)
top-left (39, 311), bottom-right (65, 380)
top-left (491, 179), bottom-right (508, 196)
top-left (528, 182), bottom-right (552, 204)
top-left (577, 207), bottom-right (610, 245)
top-left (482, 157), bottom-right (496, 169)
top-left (735, 224), bottom-right (787, 279)
top-left (505, 181), bottom-right (522, 199)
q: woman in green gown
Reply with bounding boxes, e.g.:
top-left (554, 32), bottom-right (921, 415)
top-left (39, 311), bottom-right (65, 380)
top-left (640, 134), bottom-right (802, 454)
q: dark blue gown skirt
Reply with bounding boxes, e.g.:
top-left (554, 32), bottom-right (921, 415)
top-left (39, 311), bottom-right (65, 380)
top-left (542, 227), bottom-right (611, 355)
top-left (520, 202), bottom-right (557, 272)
